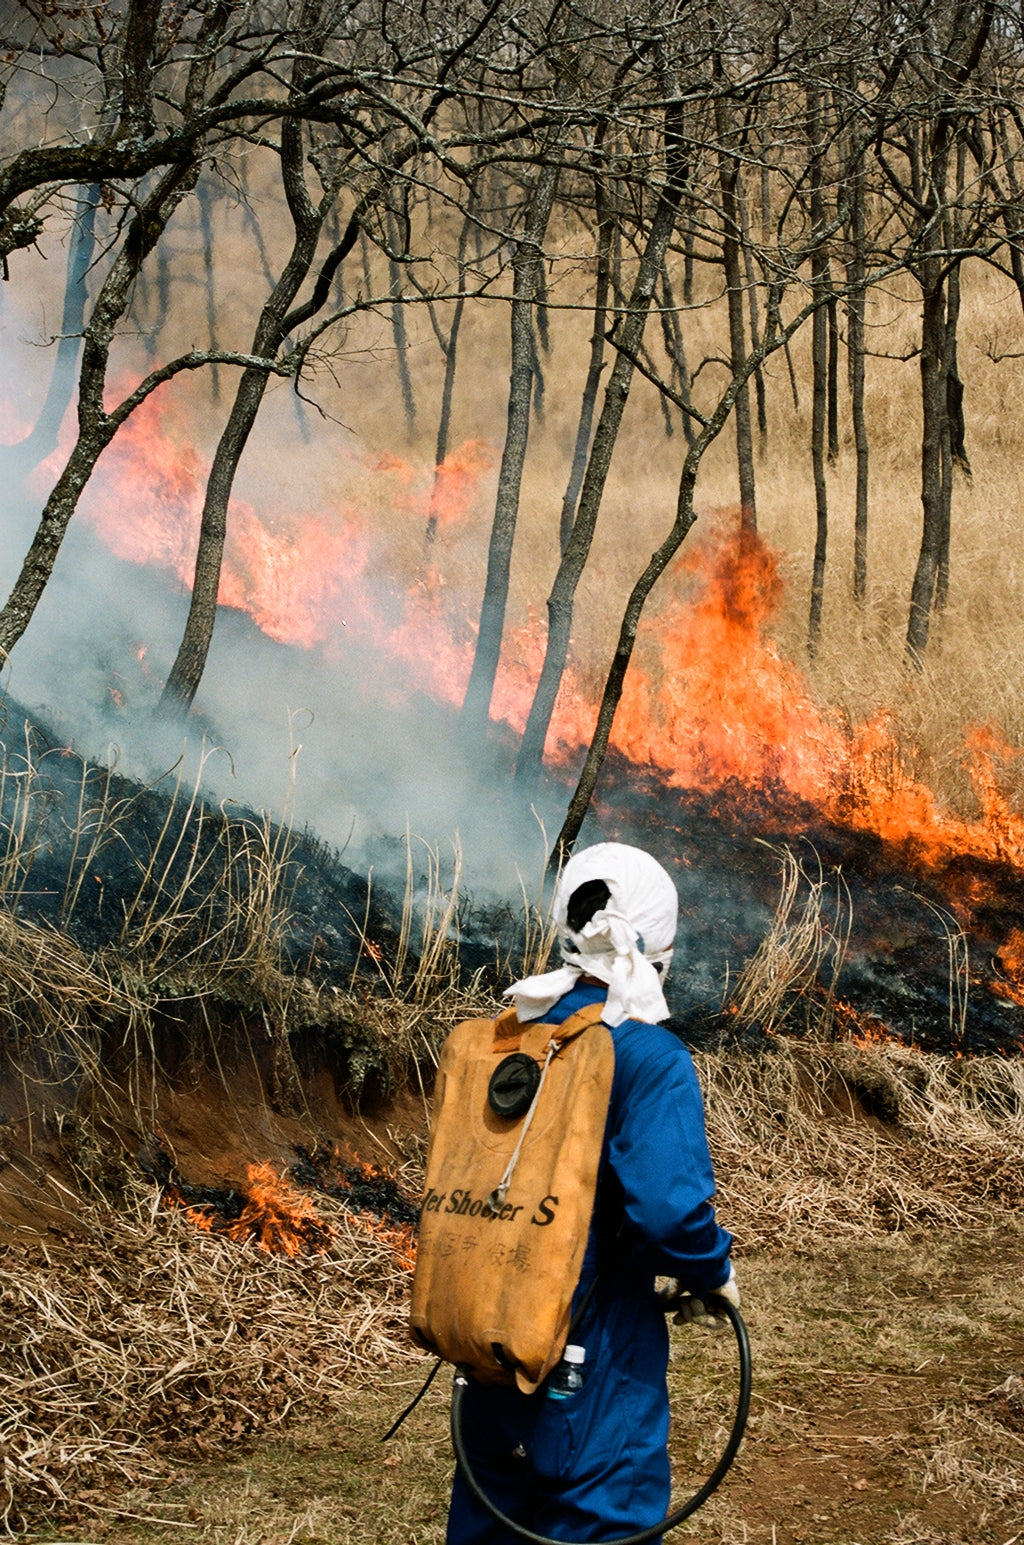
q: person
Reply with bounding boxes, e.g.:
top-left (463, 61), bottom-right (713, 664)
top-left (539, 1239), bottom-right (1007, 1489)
top-left (446, 840), bottom-right (737, 1545)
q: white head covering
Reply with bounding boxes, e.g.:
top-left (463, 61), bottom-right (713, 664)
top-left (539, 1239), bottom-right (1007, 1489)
top-left (504, 841), bottom-right (678, 1027)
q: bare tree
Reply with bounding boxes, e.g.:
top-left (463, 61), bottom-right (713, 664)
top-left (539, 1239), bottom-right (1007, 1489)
top-left (808, 77), bottom-right (830, 655)
top-left (559, 135), bottom-right (616, 549)
top-left (714, 60), bottom-right (757, 530)
top-left (844, 90), bottom-right (870, 606)
top-left (514, 83), bottom-right (689, 785)
top-left (460, 155), bottom-right (562, 733)
top-left (551, 280), bottom-right (844, 865)
top-left (897, 2), bottom-right (997, 661)
top-left (2, 186), bottom-right (100, 475)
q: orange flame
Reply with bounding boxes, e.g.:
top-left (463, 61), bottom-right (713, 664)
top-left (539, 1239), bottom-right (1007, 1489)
top-left (164, 1155), bottom-right (417, 1267)
top-left (322, 1145), bottom-right (418, 1270)
top-left (832, 999), bottom-right (912, 1049)
top-left (349, 1212), bottom-right (417, 1271)
top-left (613, 525), bottom-right (828, 790)
top-left (612, 527), bottom-right (1024, 885)
top-left (68, 393), bottom-right (1024, 903)
top-left (166, 1162), bottom-right (334, 1257)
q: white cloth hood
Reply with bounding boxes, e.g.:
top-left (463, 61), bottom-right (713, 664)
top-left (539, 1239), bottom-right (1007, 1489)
top-left (504, 842), bottom-right (678, 1027)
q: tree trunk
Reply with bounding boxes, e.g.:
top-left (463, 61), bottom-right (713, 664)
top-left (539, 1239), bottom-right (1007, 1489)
top-left (737, 163), bottom-right (767, 450)
top-left (159, 366), bottom-right (272, 706)
top-left (906, 3), bottom-right (993, 660)
top-left (425, 208), bottom-right (474, 544)
top-left (906, 267), bottom-right (948, 661)
top-left (559, 175), bottom-right (613, 550)
top-left (808, 83), bottom-right (828, 656)
top-left (808, 285), bottom-right (829, 654)
top-left (534, 252), bottom-right (550, 354)
top-left (424, 294), bottom-right (464, 542)
top-left (0, 167), bottom-right (201, 656)
top-left (386, 202), bottom-right (416, 438)
top-left (827, 289), bottom-right (839, 462)
top-left (946, 148), bottom-right (970, 477)
top-left (846, 134), bottom-right (869, 606)
top-left (529, 315), bottom-right (546, 423)
top-left (197, 177), bottom-right (220, 402)
top-left (460, 159), bottom-right (559, 731)
top-left (514, 102), bottom-right (686, 784)
top-left (715, 89), bottom-right (756, 529)
top-left (658, 262), bottom-right (696, 451)
top-left (994, 109), bottom-right (1024, 327)
top-left (161, 15), bottom-right (350, 716)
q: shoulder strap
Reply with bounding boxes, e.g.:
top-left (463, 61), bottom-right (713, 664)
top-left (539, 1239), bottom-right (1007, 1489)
top-left (491, 998), bottom-right (606, 1053)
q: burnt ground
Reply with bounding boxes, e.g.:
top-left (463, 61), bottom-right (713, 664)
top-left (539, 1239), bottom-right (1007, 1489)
top-left (591, 764), bottom-right (1024, 1058)
top-left (4, 698), bottom-right (1024, 1059)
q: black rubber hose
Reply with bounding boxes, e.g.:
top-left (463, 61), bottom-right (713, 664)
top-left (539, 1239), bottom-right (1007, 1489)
top-left (450, 1299), bottom-right (752, 1545)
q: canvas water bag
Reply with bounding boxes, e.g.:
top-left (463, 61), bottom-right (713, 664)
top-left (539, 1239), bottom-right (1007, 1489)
top-left (409, 1001), bottom-right (614, 1393)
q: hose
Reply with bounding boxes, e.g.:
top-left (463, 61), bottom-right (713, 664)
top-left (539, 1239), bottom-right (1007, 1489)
top-left (449, 1299), bottom-right (752, 1545)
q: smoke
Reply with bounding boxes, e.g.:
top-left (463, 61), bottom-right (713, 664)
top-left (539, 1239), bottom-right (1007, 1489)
top-left (0, 172), bottom-right (680, 918)
top-left (0, 390), bottom-right (570, 913)
top-left (1, 518), bottom-right (564, 893)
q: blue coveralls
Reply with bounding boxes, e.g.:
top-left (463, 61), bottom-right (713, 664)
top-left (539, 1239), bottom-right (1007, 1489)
top-left (447, 981), bottom-right (733, 1545)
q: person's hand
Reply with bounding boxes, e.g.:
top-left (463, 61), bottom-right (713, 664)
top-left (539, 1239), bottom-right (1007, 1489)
top-left (663, 1263), bottom-right (739, 1328)
top-left (708, 1261), bottom-right (740, 1311)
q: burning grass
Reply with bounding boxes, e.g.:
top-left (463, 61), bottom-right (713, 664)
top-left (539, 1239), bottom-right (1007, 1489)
top-left (160, 1152), bottom-right (419, 1269)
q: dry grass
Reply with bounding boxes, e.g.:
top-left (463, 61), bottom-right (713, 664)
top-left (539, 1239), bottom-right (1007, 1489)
top-left (0, 1183), bottom-right (419, 1536)
top-left (920, 1397), bottom-right (1023, 1507)
top-left (24, 1217), bottom-right (1018, 1545)
top-left (4, 1020), bottom-right (1023, 1537)
top-left (700, 1035), bottom-right (1024, 1249)
top-left (0, 763), bottom-right (490, 1536)
top-left (705, 846), bottom-right (1024, 1245)
top-left (726, 847), bottom-right (853, 1038)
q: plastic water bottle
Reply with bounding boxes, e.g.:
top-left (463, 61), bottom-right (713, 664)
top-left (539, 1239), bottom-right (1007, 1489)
top-left (546, 1344), bottom-right (585, 1399)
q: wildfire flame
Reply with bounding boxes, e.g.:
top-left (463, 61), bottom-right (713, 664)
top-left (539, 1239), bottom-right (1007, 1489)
top-left (20, 387), bottom-right (1024, 1002)
top-left (163, 1154), bottom-right (417, 1267)
top-left (77, 398), bottom-right (1024, 852)
top-left (613, 528), bottom-right (1024, 877)
top-left (166, 1162), bottom-right (334, 1257)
